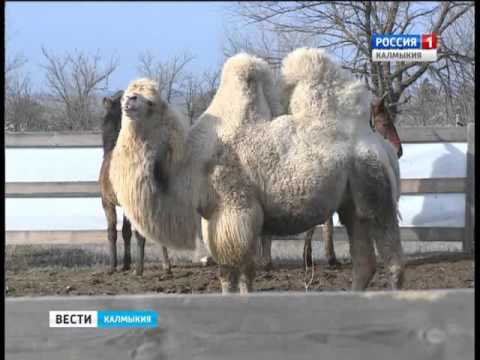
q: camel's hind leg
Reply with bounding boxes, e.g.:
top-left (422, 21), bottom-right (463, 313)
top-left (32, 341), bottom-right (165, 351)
top-left (102, 199), bottom-right (117, 274)
top-left (349, 216), bottom-right (377, 291)
top-left (350, 152), bottom-right (404, 289)
top-left (133, 230), bottom-right (145, 276)
top-left (370, 214), bottom-right (405, 290)
top-left (121, 215), bottom-right (132, 271)
top-left (348, 152), bottom-right (404, 290)
top-left (323, 217), bottom-right (339, 266)
top-left (338, 204), bottom-right (376, 291)
top-left (303, 228), bottom-right (314, 267)
top-left (161, 246), bottom-right (172, 275)
top-left (256, 235), bottom-right (272, 271)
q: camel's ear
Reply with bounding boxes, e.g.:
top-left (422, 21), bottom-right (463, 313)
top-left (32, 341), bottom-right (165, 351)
top-left (102, 96), bottom-right (113, 111)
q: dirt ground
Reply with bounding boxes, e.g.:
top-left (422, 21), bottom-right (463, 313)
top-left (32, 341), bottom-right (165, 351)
top-left (6, 258), bottom-right (474, 297)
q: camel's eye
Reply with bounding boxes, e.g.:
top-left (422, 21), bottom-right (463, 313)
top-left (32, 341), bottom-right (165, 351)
top-left (147, 100), bottom-right (153, 107)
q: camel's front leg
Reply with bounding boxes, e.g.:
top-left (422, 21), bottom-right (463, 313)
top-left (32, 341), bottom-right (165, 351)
top-left (219, 265), bottom-right (240, 293)
top-left (102, 199), bottom-right (117, 274)
top-left (205, 204), bottom-right (263, 294)
top-left (239, 259), bottom-right (256, 294)
top-left (121, 215), bottom-right (132, 271)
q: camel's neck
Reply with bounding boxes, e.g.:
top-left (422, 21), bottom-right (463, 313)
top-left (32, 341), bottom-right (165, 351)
top-left (111, 120), bottom-right (200, 250)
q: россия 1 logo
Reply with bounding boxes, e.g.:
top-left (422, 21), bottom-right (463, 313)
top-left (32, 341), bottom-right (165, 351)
top-left (371, 33), bottom-right (437, 62)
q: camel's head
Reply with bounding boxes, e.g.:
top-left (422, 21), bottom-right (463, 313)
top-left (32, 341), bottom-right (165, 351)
top-left (102, 90), bottom-right (123, 125)
top-left (371, 97), bottom-right (403, 158)
top-left (122, 78), bottom-right (161, 123)
top-left (103, 90), bottom-right (123, 114)
top-left (101, 90), bottom-right (123, 151)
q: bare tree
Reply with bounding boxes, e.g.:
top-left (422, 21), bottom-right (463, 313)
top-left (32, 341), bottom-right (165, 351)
top-left (223, 24), bottom-right (318, 72)
top-left (232, 1), bottom-right (474, 124)
top-left (398, 6), bottom-right (475, 126)
top-left (137, 50), bottom-right (194, 104)
top-left (5, 71), bottom-right (47, 131)
top-left (182, 69), bottom-right (220, 124)
top-left (5, 54), bottom-right (47, 132)
top-left (182, 75), bottom-right (203, 125)
top-left (6, 53), bottom-right (27, 77)
top-left (41, 47), bottom-right (118, 130)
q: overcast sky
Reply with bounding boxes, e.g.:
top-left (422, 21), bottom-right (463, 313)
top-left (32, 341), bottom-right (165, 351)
top-left (6, 1), bottom-right (239, 92)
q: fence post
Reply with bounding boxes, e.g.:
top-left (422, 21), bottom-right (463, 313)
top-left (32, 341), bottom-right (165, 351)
top-left (463, 122), bottom-right (475, 255)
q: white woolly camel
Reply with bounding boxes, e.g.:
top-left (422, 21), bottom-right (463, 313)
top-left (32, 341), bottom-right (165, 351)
top-left (110, 48), bottom-right (404, 294)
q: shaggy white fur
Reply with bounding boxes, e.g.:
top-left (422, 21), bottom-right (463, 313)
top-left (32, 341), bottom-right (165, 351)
top-left (205, 52), bottom-right (283, 136)
top-left (109, 78), bottom-right (198, 250)
top-left (111, 48), bottom-right (404, 293)
top-left (281, 48), bottom-right (399, 215)
top-left (281, 48), bottom-right (371, 128)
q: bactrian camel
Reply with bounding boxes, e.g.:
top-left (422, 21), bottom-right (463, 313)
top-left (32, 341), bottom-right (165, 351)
top-left (301, 94), bottom-right (404, 268)
top-left (100, 90), bottom-right (171, 275)
top-left (109, 48), bottom-right (404, 293)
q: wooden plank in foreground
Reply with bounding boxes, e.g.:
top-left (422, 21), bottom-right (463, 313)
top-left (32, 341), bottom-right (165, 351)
top-left (6, 227), bottom-right (464, 245)
top-left (5, 290), bottom-right (474, 360)
top-left (5, 178), bottom-right (466, 198)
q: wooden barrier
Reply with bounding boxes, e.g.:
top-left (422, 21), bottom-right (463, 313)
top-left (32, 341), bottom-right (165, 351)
top-left (5, 126), bottom-right (467, 147)
top-left (4, 178), bottom-right (467, 198)
top-left (5, 227), bottom-right (465, 245)
top-left (5, 290), bottom-right (474, 360)
top-left (5, 126), bottom-right (475, 251)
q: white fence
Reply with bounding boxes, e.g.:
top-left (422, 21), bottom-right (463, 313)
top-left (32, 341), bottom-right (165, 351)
top-left (5, 125), bottom-right (475, 253)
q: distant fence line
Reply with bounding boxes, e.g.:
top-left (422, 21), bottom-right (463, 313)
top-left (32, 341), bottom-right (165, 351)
top-left (4, 126), bottom-right (469, 147)
top-left (5, 125), bottom-right (475, 254)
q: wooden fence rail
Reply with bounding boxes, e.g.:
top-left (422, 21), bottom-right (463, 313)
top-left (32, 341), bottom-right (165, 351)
top-left (5, 227), bottom-right (465, 245)
top-left (5, 126), bottom-right (468, 147)
top-left (4, 178), bottom-right (467, 198)
top-left (5, 126), bottom-right (475, 252)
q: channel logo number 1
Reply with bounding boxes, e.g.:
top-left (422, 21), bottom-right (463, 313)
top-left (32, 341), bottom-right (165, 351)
top-left (421, 33), bottom-right (437, 50)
